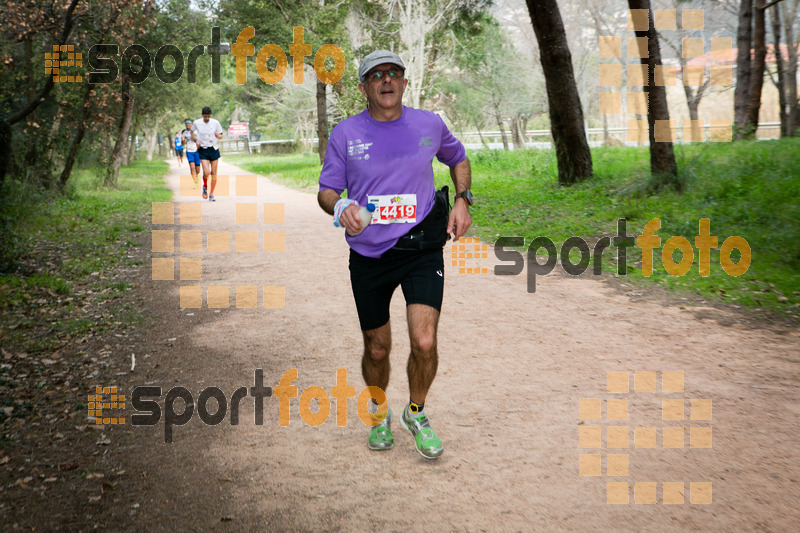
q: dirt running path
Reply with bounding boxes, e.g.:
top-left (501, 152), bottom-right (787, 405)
top-left (116, 158), bottom-right (799, 531)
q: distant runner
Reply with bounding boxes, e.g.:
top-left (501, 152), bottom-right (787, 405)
top-left (192, 106), bottom-right (223, 201)
top-left (182, 119), bottom-right (200, 189)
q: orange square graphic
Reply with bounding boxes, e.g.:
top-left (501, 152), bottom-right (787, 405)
top-left (654, 9), bottom-right (676, 30)
top-left (180, 203), bottom-right (202, 225)
top-left (210, 175), bottom-right (229, 196)
top-left (151, 258), bottom-right (174, 280)
top-left (635, 482), bottom-right (657, 504)
top-left (690, 482), bottom-right (712, 504)
top-left (683, 120), bottom-right (705, 143)
top-left (264, 203), bottom-right (285, 224)
top-left (180, 175), bottom-right (201, 197)
top-left (634, 370), bottom-right (656, 392)
top-left (151, 230), bottom-right (174, 253)
top-left (207, 231), bottom-right (230, 253)
top-left (180, 230), bottom-right (202, 253)
top-left (627, 92), bottom-right (648, 115)
top-left (710, 121), bottom-right (733, 142)
top-left (152, 202), bottom-right (174, 225)
top-left (599, 93), bottom-right (622, 114)
top-left (236, 231), bottom-right (258, 252)
top-left (635, 427), bottom-right (657, 448)
top-left (579, 454), bottom-right (601, 476)
top-left (607, 454), bottom-right (629, 477)
top-left (578, 426), bottom-right (601, 448)
top-left (599, 64), bottom-right (622, 86)
top-left (263, 231), bottom-right (285, 253)
top-left (627, 37), bottom-right (649, 59)
top-left (682, 9), bottom-right (704, 31)
top-left (690, 427), bottom-right (712, 448)
top-left (710, 37), bottom-right (733, 60)
top-left (663, 427), bottom-right (685, 448)
top-left (662, 371), bottom-right (684, 392)
top-left (180, 286), bottom-right (202, 308)
top-left (627, 120), bottom-right (648, 143)
top-left (180, 258), bottom-right (202, 281)
top-left (606, 371), bottom-right (628, 393)
top-left (663, 482), bottom-right (685, 504)
top-left (579, 398), bottom-right (601, 420)
top-left (682, 37), bottom-right (704, 59)
top-left (691, 399), bottom-right (712, 420)
top-left (662, 399), bottom-right (684, 420)
top-left (236, 203), bottom-right (258, 225)
top-left (599, 37), bottom-right (621, 59)
top-left (236, 175), bottom-right (258, 196)
top-left (710, 66), bottom-right (732, 87)
top-left (607, 426), bottom-right (629, 449)
top-left (683, 65), bottom-right (705, 87)
top-left (236, 286), bottom-right (258, 308)
top-left (627, 64), bottom-right (648, 87)
top-left (627, 9), bottom-right (649, 31)
top-left (207, 286), bottom-right (230, 309)
top-left (607, 399), bottom-right (628, 421)
top-left (263, 286), bottom-right (285, 308)
top-left (607, 482), bottom-right (629, 504)
top-left (655, 120), bottom-right (676, 142)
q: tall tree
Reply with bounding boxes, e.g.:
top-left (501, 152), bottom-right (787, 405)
top-left (744, 0), bottom-right (767, 137)
top-left (734, 0), bottom-right (754, 137)
top-left (525, 0), bottom-right (593, 185)
top-left (628, 0), bottom-right (678, 184)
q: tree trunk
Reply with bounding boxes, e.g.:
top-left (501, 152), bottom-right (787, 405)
top-left (123, 111), bottom-right (137, 166)
top-left (525, 0), bottom-right (593, 184)
top-left (59, 84), bottom-right (93, 190)
top-left (782, 0), bottom-right (799, 136)
top-left (105, 81), bottom-right (134, 187)
top-left (476, 124), bottom-right (490, 150)
top-left (745, 0), bottom-right (767, 137)
top-left (770, 4), bottom-right (788, 137)
top-left (629, 0), bottom-right (678, 182)
top-left (316, 79), bottom-right (329, 165)
top-left (735, 0), bottom-right (754, 137)
top-left (145, 116), bottom-right (164, 161)
top-left (511, 115), bottom-right (526, 150)
top-left (494, 105), bottom-right (509, 151)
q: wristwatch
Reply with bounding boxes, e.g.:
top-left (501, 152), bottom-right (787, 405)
top-left (458, 189), bottom-right (474, 206)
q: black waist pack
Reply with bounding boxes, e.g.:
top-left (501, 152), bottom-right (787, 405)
top-left (392, 186), bottom-right (451, 251)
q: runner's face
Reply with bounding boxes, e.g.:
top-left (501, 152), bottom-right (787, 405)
top-left (359, 63), bottom-right (406, 113)
top-left (202, 114), bottom-right (211, 122)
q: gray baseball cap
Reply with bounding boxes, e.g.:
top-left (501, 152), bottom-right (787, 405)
top-left (358, 50), bottom-right (405, 83)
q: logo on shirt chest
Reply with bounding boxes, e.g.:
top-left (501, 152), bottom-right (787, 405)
top-left (418, 137), bottom-right (431, 147)
top-left (347, 139), bottom-right (373, 161)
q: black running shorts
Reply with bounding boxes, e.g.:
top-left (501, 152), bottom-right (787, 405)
top-left (198, 146), bottom-right (220, 161)
top-left (349, 247), bottom-right (444, 331)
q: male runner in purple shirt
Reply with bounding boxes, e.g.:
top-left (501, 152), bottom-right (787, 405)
top-left (318, 50), bottom-right (474, 459)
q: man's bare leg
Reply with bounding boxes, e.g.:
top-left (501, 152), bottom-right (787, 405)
top-left (402, 303), bottom-right (444, 459)
top-left (362, 321), bottom-right (394, 450)
top-left (407, 303), bottom-right (439, 405)
top-left (209, 159), bottom-right (219, 197)
top-left (362, 321), bottom-right (391, 392)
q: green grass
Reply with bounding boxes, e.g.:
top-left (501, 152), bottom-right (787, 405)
top-left (0, 160), bottom-right (171, 353)
top-left (226, 141), bottom-right (800, 319)
top-left (227, 152), bottom-right (323, 189)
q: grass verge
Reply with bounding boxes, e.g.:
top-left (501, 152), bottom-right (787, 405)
top-left (0, 160), bottom-right (171, 354)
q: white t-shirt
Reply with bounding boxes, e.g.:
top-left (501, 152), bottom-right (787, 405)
top-left (192, 118), bottom-right (223, 149)
top-left (181, 128), bottom-right (197, 152)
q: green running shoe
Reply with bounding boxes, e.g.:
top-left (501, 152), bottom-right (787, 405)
top-left (368, 407), bottom-right (394, 451)
top-left (400, 403), bottom-right (444, 459)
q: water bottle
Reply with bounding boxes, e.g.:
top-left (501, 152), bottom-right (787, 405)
top-left (347, 203), bottom-right (376, 235)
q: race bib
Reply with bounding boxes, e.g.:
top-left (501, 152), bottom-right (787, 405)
top-left (367, 194), bottom-right (417, 224)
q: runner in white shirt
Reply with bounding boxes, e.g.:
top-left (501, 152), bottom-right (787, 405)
top-left (192, 106), bottom-right (223, 201)
top-left (182, 119), bottom-right (200, 189)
